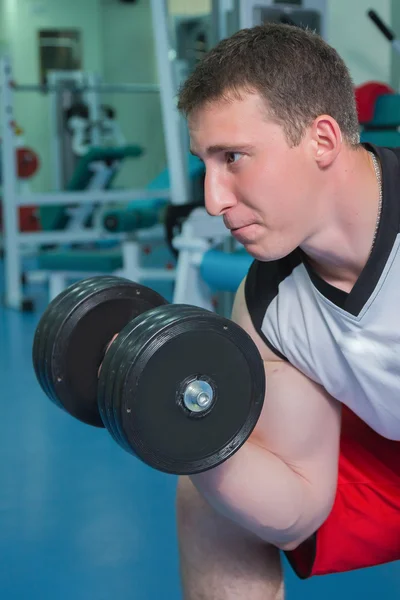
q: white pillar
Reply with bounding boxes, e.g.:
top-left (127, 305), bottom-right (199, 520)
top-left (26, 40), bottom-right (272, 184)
top-left (1, 55), bottom-right (22, 310)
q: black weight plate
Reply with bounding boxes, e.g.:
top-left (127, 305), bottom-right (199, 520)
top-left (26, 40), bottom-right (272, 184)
top-left (97, 316), bottom-right (140, 449)
top-left (95, 285), bottom-right (168, 435)
top-left (50, 277), bottom-right (168, 427)
top-left (42, 277), bottom-right (122, 420)
top-left (33, 283), bottom-right (80, 405)
top-left (33, 276), bottom-right (168, 427)
top-left (37, 276), bottom-right (126, 408)
top-left (100, 304), bottom-right (203, 453)
top-left (108, 304), bottom-right (265, 475)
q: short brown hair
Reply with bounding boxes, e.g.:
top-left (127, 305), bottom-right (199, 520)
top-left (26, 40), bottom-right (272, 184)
top-left (177, 23), bottom-right (360, 147)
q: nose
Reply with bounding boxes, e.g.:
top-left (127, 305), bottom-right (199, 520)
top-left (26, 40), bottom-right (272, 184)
top-left (204, 168), bottom-right (236, 217)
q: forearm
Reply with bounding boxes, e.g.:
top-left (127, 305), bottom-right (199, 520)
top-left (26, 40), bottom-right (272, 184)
top-left (191, 440), bottom-right (333, 550)
top-left (177, 477), bottom-right (284, 600)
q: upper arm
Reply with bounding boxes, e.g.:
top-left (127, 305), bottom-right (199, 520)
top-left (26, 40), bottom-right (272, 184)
top-left (232, 277), bottom-right (342, 531)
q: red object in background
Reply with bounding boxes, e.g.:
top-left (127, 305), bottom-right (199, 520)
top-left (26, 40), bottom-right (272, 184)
top-left (19, 207), bottom-right (40, 231)
top-left (355, 81), bottom-right (396, 124)
top-left (16, 147), bottom-right (40, 179)
top-left (0, 145), bottom-right (41, 231)
top-left (0, 205), bottom-right (40, 231)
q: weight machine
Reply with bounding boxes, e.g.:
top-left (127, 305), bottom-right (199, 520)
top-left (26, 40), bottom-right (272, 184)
top-left (211, 0), bottom-right (328, 41)
top-left (0, 0), bottom-right (192, 311)
top-left (357, 10), bottom-right (400, 148)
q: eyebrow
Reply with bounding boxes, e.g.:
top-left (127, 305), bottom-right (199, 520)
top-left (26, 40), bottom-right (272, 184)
top-left (190, 144), bottom-right (254, 158)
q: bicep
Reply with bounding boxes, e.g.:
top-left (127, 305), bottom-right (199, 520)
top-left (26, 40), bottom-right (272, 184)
top-left (255, 360), bottom-right (341, 492)
top-left (232, 277), bottom-right (342, 512)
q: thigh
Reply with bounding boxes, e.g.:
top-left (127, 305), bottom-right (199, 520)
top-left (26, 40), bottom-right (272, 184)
top-left (285, 406), bottom-right (400, 578)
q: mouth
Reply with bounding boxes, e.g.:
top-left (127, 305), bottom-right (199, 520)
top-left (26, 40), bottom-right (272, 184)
top-left (230, 223), bottom-right (259, 242)
top-left (231, 224), bottom-right (251, 232)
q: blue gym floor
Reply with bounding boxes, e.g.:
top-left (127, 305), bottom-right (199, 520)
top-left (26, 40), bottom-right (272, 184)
top-left (1, 261), bottom-right (400, 599)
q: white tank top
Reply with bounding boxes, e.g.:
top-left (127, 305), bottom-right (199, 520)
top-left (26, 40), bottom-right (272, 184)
top-left (245, 143), bottom-right (400, 439)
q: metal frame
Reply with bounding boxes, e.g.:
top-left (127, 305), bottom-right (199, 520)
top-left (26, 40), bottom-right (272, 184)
top-left (22, 224), bottom-right (177, 302)
top-left (150, 0), bottom-right (190, 208)
top-left (211, 0), bottom-right (236, 43)
top-left (1, 0), bottom-right (190, 310)
top-left (0, 55), bottom-right (20, 310)
top-left (12, 82), bottom-right (160, 94)
top-left (0, 52), bottom-right (172, 309)
top-left (237, 0), bottom-right (328, 38)
top-left (173, 208), bottom-right (229, 310)
top-left (47, 70), bottom-right (89, 191)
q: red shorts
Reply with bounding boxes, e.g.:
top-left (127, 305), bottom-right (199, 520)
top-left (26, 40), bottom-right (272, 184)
top-left (285, 406), bottom-right (400, 578)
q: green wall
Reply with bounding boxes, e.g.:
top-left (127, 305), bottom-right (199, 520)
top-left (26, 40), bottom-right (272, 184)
top-left (328, 0), bottom-right (392, 87)
top-left (1, 0), bottom-right (104, 193)
top-left (390, 0), bottom-right (400, 88)
top-left (0, 0), bottom-right (165, 193)
top-left (98, 0), bottom-right (165, 189)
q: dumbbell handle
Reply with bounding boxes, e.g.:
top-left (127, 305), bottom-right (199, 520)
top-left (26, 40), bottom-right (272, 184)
top-left (368, 9), bottom-right (395, 42)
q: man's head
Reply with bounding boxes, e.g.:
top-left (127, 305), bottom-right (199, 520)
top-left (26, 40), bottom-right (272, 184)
top-left (178, 24), bottom-right (361, 261)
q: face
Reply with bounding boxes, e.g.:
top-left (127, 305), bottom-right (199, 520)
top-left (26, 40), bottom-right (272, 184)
top-left (188, 92), bottom-right (319, 261)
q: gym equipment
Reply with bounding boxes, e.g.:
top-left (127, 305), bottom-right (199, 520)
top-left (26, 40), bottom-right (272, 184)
top-left (172, 207), bottom-right (249, 311)
top-left (34, 153), bottom-right (203, 299)
top-left (46, 70), bottom-right (142, 191)
top-left (359, 9), bottom-right (400, 147)
top-left (36, 226), bottom-right (177, 303)
top-left (0, 144), bottom-right (41, 233)
top-left (355, 81), bottom-right (396, 126)
top-left (216, 0), bottom-right (328, 40)
top-left (66, 102), bottom-right (126, 160)
top-left (102, 200), bottom-right (163, 233)
top-left (368, 9), bottom-right (400, 55)
top-left (361, 129), bottom-right (400, 146)
top-left (16, 147), bottom-right (40, 180)
top-left (102, 154), bottom-right (204, 236)
top-left (173, 14), bottom-right (211, 79)
top-left (39, 145), bottom-right (144, 232)
top-left (1, 1), bottom-right (191, 311)
top-left (32, 276), bottom-right (265, 475)
top-left (36, 247), bottom-right (124, 273)
top-left (200, 249), bottom-right (253, 292)
top-left (164, 202), bottom-right (203, 259)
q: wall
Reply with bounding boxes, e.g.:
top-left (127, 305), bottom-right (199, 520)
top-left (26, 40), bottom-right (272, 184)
top-left (0, 0), bottom-right (6, 53)
top-left (168, 0), bottom-right (211, 16)
top-left (390, 0), bottom-right (400, 89)
top-left (98, 0), bottom-right (165, 189)
top-left (327, 0), bottom-right (392, 87)
top-left (1, 0), bottom-right (103, 192)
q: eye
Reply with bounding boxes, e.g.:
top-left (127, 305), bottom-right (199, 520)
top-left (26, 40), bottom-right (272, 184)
top-left (226, 152), bottom-right (242, 165)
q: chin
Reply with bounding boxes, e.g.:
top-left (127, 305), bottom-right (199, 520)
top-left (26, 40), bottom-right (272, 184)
top-left (243, 241), bottom-right (295, 262)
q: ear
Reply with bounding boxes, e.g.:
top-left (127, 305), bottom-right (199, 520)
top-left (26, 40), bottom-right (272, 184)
top-left (309, 115), bottom-right (342, 168)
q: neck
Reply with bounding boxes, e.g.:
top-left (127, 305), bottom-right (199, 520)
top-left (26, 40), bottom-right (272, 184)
top-left (300, 145), bottom-right (381, 293)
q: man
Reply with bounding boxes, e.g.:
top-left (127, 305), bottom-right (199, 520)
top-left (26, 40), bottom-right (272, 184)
top-left (174, 23), bottom-right (400, 600)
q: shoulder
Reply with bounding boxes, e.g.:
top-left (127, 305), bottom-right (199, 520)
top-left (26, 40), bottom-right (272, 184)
top-left (244, 251), bottom-right (302, 328)
top-left (233, 251), bottom-right (303, 361)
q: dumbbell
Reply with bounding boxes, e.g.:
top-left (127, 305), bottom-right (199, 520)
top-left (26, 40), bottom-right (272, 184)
top-left (32, 276), bottom-right (265, 475)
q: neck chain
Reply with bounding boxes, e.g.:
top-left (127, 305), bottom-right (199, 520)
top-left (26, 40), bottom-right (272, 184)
top-left (369, 151), bottom-right (383, 252)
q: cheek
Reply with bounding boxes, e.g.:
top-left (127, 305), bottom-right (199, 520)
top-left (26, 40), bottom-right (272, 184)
top-left (238, 156), bottom-right (309, 219)
top-left (268, 159), bottom-right (310, 209)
